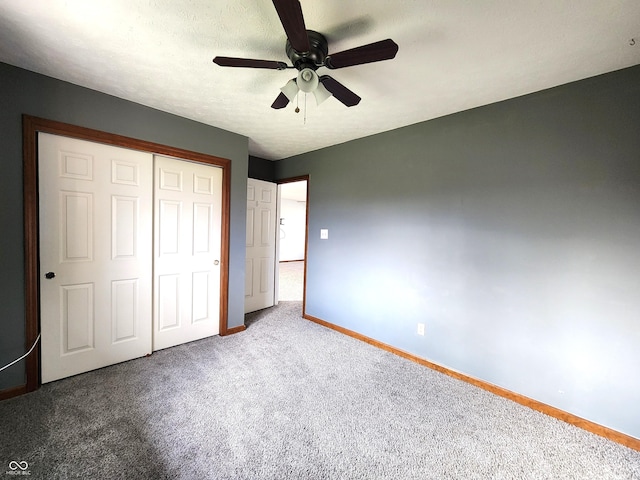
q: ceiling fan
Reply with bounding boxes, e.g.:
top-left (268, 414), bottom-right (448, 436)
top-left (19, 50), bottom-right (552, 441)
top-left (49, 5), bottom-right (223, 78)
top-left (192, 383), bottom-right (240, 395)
top-left (213, 0), bottom-right (399, 109)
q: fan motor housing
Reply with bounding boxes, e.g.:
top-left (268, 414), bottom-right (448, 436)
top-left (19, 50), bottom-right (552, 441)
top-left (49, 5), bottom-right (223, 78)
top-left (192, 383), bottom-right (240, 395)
top-left (286, 30), bottom-right (328, 71)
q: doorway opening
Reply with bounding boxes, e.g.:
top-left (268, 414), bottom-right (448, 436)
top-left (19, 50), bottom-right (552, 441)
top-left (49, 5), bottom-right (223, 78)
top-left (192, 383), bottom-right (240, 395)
top-left (277, 177), bottom-right (308, 309)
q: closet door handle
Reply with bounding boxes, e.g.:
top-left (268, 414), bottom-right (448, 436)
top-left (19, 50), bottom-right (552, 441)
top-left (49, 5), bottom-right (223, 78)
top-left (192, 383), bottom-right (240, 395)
top-left (45, 272), bottom-right (56, 279)
top-left (213, 260), bottom-right (220, 266)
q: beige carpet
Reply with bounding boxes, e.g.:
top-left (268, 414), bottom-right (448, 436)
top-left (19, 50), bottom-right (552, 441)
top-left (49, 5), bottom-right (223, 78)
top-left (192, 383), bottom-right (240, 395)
top-left (278, 260), bottom-right (303, 301)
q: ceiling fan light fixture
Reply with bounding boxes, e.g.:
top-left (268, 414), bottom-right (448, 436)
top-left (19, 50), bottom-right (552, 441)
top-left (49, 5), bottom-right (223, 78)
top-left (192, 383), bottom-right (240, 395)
top-left (297, 68), bottom-right (318, 93)
top-left (280, 78), bottom-right (299, 102)
top-left (312, 82), bottom-right (332, 105)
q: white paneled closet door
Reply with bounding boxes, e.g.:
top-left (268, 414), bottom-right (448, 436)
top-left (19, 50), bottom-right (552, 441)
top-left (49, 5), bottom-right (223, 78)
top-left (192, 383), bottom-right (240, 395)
top-left (39, 133), bottom-right (154, 383)
top-left (245, 178), bottom-right (277, 313)
top-left (153, 156), bottom-right (223, 351)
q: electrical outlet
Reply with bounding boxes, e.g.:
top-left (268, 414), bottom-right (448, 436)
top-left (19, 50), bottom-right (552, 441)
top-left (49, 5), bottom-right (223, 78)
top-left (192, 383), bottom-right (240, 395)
top-left (417, 323), bottom-right (425, 336)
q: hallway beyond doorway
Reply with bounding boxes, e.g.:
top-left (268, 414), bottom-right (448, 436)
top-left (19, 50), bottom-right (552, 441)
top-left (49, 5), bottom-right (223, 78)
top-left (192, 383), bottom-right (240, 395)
top-left (278, 261), bottom-right (303, 301)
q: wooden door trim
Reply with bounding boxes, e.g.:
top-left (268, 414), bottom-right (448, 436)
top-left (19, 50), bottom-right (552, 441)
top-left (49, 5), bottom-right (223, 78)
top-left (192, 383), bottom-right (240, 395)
top-left (22, 114), bottom-right (232, 393)
top-left (277, 175), bottom-right (309, 315)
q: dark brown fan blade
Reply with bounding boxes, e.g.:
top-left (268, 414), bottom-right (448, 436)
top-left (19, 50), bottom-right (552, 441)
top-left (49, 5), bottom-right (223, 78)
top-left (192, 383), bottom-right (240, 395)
top-left (213, 56), bottom-right (288, 70)
top-left (324, 39), bottom-right (398, 69)
top-left (272, 0), bottom-right (310, 53)
top-left (319, 76), bottom-right (361, 107)
top-left (271, 92), bottom-right (290, 109)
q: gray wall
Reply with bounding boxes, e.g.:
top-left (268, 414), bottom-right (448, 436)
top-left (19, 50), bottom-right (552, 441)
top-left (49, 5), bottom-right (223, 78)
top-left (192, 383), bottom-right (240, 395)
top-left (0, 63), bottom-right (248, 390)
top-left (248, 155), bottom-right (275, 182)
top-left (275, 65), bottom-right (640, 439)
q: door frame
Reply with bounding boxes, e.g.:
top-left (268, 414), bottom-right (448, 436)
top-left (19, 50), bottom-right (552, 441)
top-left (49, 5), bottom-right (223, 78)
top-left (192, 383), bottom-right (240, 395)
top-left (22, 115), bottom-right (232, 393)
top-left (276, 175), bottom-right (309, 314)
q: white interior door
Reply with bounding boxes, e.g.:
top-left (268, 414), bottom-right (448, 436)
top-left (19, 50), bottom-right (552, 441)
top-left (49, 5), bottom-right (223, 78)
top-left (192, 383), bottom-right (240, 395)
top-left (153, 155), bottom-right (222, 350)
top-left (245, 178), bottom-right (277, 313)
top-left (39, 133), bottom-right (153, 383)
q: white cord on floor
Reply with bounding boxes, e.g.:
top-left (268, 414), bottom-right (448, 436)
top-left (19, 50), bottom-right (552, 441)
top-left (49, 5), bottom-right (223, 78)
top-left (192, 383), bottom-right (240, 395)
top-left (0, 334), bottom-right (41, 372)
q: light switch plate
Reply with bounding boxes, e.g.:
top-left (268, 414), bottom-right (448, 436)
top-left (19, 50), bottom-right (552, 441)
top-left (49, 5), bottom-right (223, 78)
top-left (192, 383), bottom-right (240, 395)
top-left (320, 229), bottom-right (329, 240)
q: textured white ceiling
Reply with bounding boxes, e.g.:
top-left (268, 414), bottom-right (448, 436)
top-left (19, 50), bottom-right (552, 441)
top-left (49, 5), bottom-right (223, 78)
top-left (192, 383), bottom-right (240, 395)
top-left (1, 1), bottom-right (639, 160)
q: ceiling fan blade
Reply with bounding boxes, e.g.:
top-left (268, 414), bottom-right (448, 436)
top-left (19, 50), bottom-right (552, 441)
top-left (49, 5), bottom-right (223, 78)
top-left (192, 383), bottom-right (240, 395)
top-left (213, 56), bottom-right (288, 70)
top-left (271, 92), bottom-right (291, 109)
top-left (324, 39), bottom-right (399, 69)
top-left (319, 76), bottom-right (361, 107)
top-left (272, 0), bottom-right (310, 53)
